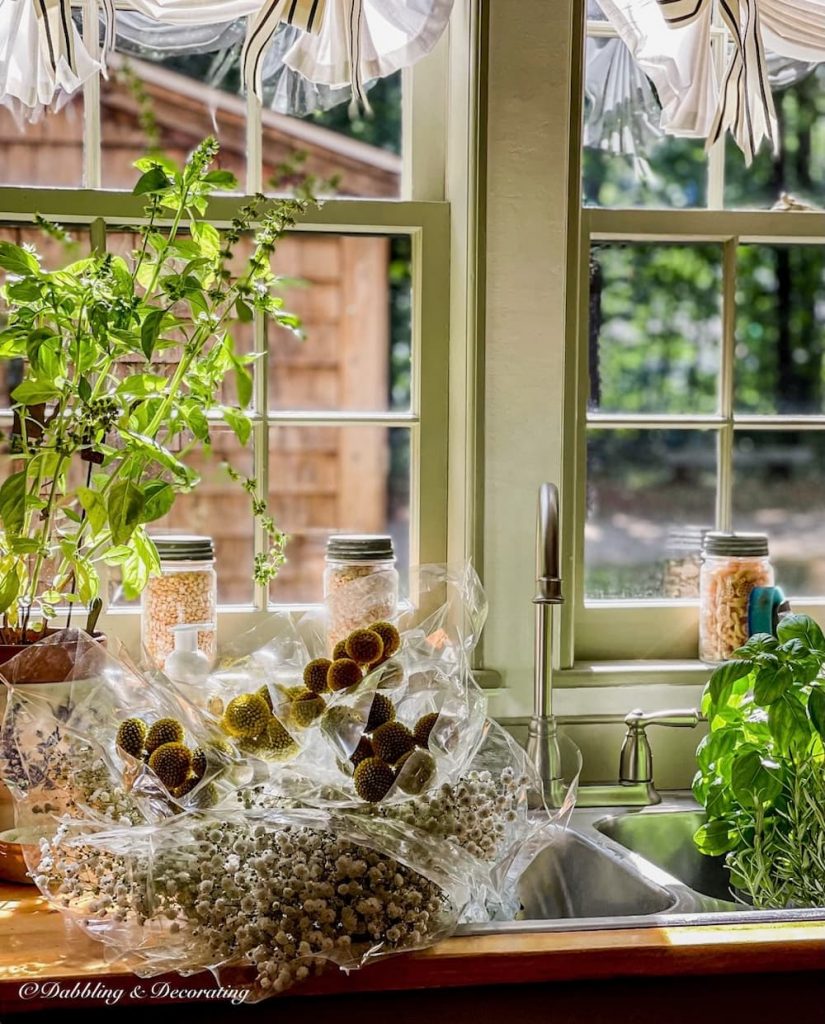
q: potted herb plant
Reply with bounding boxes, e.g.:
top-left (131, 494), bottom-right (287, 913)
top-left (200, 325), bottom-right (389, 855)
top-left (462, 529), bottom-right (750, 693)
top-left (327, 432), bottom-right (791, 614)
top-left (694, 613), bottom-right (825, 907)
top-left (0, 136), bottom-right (306, 675)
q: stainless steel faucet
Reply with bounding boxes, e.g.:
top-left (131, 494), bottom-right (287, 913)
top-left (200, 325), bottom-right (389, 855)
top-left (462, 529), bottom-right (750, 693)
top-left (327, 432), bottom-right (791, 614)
top-left (620, 708), bottom-right (704, 786)
top-left (526, 483), bottom-right (565, 806)
top-left (575, 708), bottom-right (706, 807)
top-left (524, 482), bottom-right (706, 808)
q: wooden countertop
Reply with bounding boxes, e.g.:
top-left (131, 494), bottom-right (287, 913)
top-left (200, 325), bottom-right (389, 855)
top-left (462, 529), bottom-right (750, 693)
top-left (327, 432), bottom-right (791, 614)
top-left (3, 881), bottom-right (825, 1012)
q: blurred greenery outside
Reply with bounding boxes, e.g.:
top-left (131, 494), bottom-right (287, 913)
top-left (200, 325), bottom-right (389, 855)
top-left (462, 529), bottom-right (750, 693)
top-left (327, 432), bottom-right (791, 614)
top-left (584, 59), bottom-right (825, 601)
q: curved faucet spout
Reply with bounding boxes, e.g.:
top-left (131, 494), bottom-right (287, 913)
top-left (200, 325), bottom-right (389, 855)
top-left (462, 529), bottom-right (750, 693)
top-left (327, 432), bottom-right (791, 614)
top-left (534, 482), bottom-right (563, 605)
top-left (527, 482), bottom-right (565, 805)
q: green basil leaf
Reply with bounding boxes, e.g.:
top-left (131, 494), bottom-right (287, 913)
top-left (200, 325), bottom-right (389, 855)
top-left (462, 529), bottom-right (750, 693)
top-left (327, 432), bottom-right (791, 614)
top-left (233, 361), bottom-right (253, 409)
top-left (0, 569), bottom-right (20, 614)
top-left (709, 659), bottom-right (754, 709)
top-left (142, 481), bottom-right (175, 524)
top-left (101, 545), bottom-right (132, 566)
top-left (808, 687), bottom-right (825, 740)
top-left (753, 663), bottom-right (792, 706)
top-left (234, 296), bottom-right (253, 323)
top-left (777, 614), bottom-right (825, 654)
top-left (140, 308), bottom-right (166, 361)
top-left (222, 405), bottom-right (251, 446)
top-left (107, 480), bottom-right (145, 546)
top-left (696, 727), bottom-right (741, 771)
top-left (735, 633), bottom-right (779, 658)
top-left (11, 380), bottom-right (59, 404)
top-left (0, 470), bottom-right (26, 534)
top-left (120, 529), bottom-right (161, 600)
top-left (694, 819), bottom-right (739, 856)
top-left (76, 486), bottom-right (108, 535)
top-left (0, 241), bottom-right (39, 276)
top-left (184, 405), bottom-right (210, 443)
top-left (116, 373), bottom-right (168, 399)
top-left (202, 169), bottom-right (237, 189)
top-left (730, 749), bottom-right (783, 809)
top-left (133, 166), bottom-right (171, 196)
top-left (191, 220), bottom-right (221, 258)
top-left (73, 557), bottom-right (99, 605)
top-left (768, 695), bottom-right (812, 757)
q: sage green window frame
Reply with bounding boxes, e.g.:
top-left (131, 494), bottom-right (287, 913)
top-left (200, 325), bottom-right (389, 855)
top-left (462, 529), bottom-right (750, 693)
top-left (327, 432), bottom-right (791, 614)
top-left (0, 191), bottom-right (450, 643)
top-left (561, 207), bottom-right (825, 667)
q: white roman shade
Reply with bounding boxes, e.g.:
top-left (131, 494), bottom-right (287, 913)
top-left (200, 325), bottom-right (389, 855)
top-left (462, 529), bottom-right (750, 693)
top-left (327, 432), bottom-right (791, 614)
top-left (0, 0), bottom-right (453, 120)
top-left (598, 0), bottom-right (825, 162)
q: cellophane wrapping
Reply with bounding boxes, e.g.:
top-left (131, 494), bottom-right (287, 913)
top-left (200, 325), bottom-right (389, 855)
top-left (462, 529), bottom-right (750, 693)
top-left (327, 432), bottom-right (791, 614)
top-left (0, 566), bottom-right (580, 1000)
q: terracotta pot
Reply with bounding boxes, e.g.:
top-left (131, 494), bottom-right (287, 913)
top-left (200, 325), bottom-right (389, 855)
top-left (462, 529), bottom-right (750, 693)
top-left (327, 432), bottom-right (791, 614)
top-left (0, 629), bottom-right (106, 684)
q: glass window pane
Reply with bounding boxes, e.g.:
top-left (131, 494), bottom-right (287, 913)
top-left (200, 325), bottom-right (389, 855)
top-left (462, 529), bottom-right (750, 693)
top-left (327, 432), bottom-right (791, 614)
top-left (104, 229), bottom-right (254, 409)
top-left (582, 18), bottom-right (708, 210)
top-left (0, 224), bottom-right (90, 409)
top-left (735, 243), bottom-right (825, 415)
top-left (0, 100), bottom-right (84, 187)
top-left (589, 244), bottom-right (722, 414)
top-left (725, 62), bottom-right (825, 210)
top-left (101, 56), bottom-right (244, 189)
top-left (733, 430), bottom-right (825, 598)
top-left (268, 425), bottom-right (411, 604)
top-left (586, 429), bottom-right (717, 600)
top-left (268, 234), bottom-right (411, 413)
top-left (290, 71), bottom-right (402, 199)
top-left (584, 139), bottom-right (708, 210)
top-left (111, 429), bottom-right (255, 607)
top-left (102, 54), bottom-right (401, 199)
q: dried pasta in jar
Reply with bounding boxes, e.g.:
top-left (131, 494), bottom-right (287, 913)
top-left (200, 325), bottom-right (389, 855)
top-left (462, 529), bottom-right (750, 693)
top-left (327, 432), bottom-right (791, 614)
top-left (699, 532), bottom-right (773, 663)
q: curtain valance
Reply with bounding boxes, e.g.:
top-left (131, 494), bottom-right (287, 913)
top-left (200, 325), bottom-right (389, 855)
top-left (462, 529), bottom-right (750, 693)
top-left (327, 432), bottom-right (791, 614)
top-left (598, 0), bottom-right (825, 162)
top-left (0, 0), bottom-right (453, 120)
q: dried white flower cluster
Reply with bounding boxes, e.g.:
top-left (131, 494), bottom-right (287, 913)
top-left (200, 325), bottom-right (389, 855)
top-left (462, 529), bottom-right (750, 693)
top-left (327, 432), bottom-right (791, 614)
top-left (235, 769), bottom-right (528, 864)
top-left (378, 768), bottom-right (528, 861)
top-left (36, 816), bottom-right (455, 998)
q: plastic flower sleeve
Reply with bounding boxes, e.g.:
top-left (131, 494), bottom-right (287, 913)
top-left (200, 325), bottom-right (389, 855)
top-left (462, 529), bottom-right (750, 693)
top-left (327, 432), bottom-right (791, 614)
top-left (5, 566), bottom-right (582, 1001)
top-left (32, 804), bottom-right (484, 1001)
top-left (0, 630), bottom-right (257, 828)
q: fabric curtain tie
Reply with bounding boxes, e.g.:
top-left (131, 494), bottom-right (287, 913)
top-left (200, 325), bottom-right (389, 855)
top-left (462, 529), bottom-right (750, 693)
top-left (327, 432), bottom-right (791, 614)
top-left (656, 0), bottom-right (777, 163)
top-left (34, 0), bottom-right (76, 77)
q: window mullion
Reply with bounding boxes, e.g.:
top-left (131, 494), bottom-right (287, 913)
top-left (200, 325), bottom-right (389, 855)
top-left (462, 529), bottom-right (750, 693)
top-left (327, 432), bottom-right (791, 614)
top-left (244, 19), bottom-right (263, 194)
top-left (706, 4), bottom-right (727, 208)
top-left (716, 236), bottom-right (738, 531)
top-left (82, 0), bottom-right (102, 189)
top-left (253, 309), bottom-right (269, 612)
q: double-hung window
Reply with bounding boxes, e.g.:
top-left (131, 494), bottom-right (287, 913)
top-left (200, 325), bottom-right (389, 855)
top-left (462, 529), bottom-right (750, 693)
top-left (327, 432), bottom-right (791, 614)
top-left (562, 3), bottom-right (825, 668)
top-left (0, 7), bottom-right (457, 643)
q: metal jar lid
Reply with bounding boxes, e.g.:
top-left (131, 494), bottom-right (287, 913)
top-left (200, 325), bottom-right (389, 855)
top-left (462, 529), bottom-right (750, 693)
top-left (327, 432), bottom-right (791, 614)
top-left (702, 531), bottom-right (769, 558)
top-left (666, 524), bottom-right (712, 556)
top-left (326, 534), bottom-right (395, 563)
top-left (151, 534), bottom-right (215, 562)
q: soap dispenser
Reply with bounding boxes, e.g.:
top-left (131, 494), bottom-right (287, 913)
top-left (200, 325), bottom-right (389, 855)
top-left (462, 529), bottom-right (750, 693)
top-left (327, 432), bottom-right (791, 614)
top-left (164, 622), bottom-right (214, 686)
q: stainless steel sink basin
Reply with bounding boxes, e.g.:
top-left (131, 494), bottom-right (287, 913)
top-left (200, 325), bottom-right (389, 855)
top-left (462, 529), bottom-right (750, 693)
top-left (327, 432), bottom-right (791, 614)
top-left (517, 828), bottom-right (675, 919)
top-left (595, 808), bottom-right (732, 902)
top-left (462, 792), bottom-right (825, 937)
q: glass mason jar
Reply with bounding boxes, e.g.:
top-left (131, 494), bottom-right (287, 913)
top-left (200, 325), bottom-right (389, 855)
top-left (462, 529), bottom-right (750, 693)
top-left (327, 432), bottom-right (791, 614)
top-left (663, 525), bottom-right (710, 599)
top-left (699, 532), bottom-right (773, 664)
top-left (141, 535), bottom-right (217, 669)
top-left (324, 535), bottom-right (399, 649)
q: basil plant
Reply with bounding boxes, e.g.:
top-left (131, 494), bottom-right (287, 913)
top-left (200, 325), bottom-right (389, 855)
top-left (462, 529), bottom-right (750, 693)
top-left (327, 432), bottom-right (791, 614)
top-left (695, 614), bottom-right (825, 908)
top-left (0, 137), bottom-right (307, 637)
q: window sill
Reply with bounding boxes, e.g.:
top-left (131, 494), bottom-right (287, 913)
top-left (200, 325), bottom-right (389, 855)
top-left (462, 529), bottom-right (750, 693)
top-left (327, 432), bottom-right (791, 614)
top-left (556, 660), bottom-right (712, 689)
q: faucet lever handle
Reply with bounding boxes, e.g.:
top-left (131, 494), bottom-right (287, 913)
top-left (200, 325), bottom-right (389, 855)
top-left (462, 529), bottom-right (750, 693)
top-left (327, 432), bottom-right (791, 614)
top-left (619, 708), bottom-right (705, 786)
top-left (624, 708), bottom-right (703, 730)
